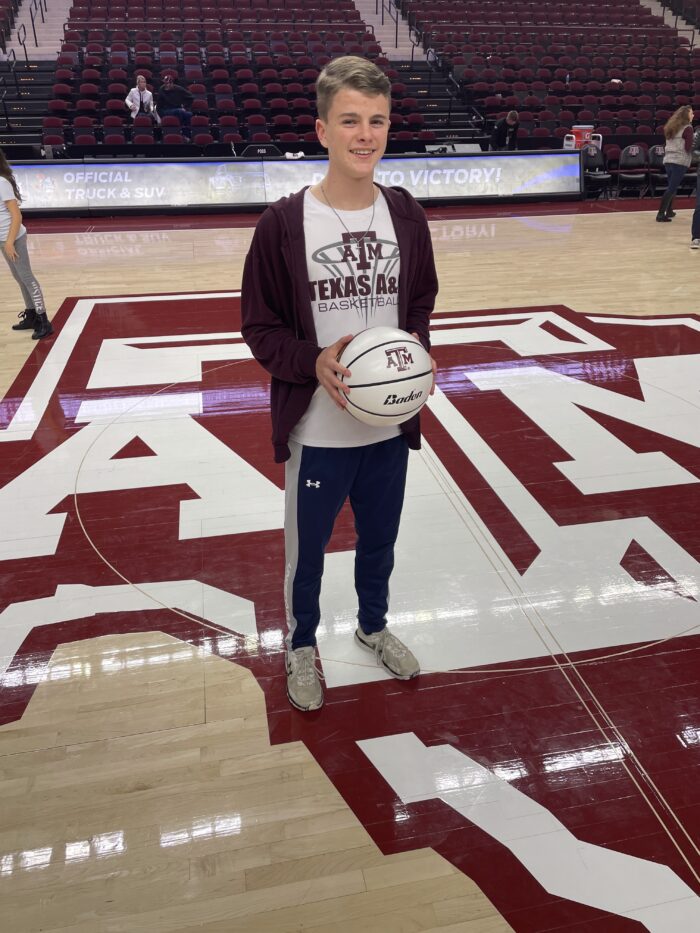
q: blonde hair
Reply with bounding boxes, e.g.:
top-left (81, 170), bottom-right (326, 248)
top-left (315, 56), bottom-right (391, 121)
top-left (664, 105), bottom-right (693, 140)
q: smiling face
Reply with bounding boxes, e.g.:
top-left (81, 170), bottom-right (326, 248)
top-left (315, 88), bottom-right (390, 185)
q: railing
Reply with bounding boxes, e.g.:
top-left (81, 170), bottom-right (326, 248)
top-left (16, 23), bottom-right (28, 64)
top-left (63, 18), bottom-right (375, 40)
top-left (676, 25), bottom-right (696, 48)
top-left (6, 48), bottom-right (18, 92)
top-left (25, 0), bottom-right (48, 54)
top-left (29, 0), bottom-right (47, 48)
top-left (445, 74), bottom-right (487, 132)
top-left (28, 7), bottom-right (38, 46)
top-left (419, 23), bottom-right (680, 46)
top-left (375, 0), bottom-right (400, 48)
top-left (0, 84), bottom-right (11, 131)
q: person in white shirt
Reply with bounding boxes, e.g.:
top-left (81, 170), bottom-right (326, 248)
top-left (241, 56), bottom-right (438, 712)
top-left (124, 74), bottom-right (160, 123)
top-left (0, 149), bottom-right (53, 339)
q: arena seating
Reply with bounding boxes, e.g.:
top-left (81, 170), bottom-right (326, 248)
top-left (0, 0), bottom-right (697, 200)
top-left (396, 0), bottom-right (699, 156)
top-left (16, 0), bottom-right (451, 151)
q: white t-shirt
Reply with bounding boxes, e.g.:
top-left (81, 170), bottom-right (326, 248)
top-left (290, 188), bottom-right (401, 448)
top-left (0, 176), bottom-right (25, 242)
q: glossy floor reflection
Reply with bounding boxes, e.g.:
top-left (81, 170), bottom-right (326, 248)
top-left (1, 210), bottom-right (699, 932)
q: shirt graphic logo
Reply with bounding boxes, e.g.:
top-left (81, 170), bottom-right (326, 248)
top-left (385, 346), bottom-right (413, 371)
top-left (306, 479), bottom-right (321, 488)
top-left (310, 229), bottom-right (400, 325)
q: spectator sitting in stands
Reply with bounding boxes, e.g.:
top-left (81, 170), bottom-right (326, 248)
top-left (489, 111), bottom-right (519, 151)
top-left (157, 75), bottom-right (194, 137)
top-left (125, 75), bottom-right (160, 124)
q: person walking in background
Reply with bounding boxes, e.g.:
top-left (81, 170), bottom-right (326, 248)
top-left (157, 75), bottom-right (193, 137)
top-left (656, 105), bottom-right (694, 222)
top-left (489, 110), bottom-right (520, 151)
top-left (1, 149), bottom-right (53, 340)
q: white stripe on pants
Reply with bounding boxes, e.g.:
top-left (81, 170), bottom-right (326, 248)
top-left (0, 233), bottom-right (46, 315)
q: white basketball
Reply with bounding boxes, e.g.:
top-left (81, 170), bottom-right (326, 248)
top-left (338, 326), bottom-right (433, 427)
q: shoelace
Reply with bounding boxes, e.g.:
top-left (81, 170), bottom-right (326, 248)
top-left (290, 648), bottom-right (324, 686)
top-left (368, 630), bottom-right (407, 666)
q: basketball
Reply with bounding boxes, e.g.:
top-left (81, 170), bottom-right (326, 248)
top-left (338, 326), bottom-right (434, 427)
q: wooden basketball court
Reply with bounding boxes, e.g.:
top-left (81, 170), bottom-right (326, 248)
top-left (1, 200), bottom-right (699, 932)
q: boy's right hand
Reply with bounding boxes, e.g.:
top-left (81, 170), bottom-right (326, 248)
top-left (316, 334), bottom-right (354, 409)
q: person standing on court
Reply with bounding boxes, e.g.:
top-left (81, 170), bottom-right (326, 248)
top-left (489, 110), bottom-right (519, 151)
top-left (241, 55), bottom-right (438, 712)
top-left (656, 105), bottom-right (694, 222)
top-left (1, 149), bottom-right (53, 339)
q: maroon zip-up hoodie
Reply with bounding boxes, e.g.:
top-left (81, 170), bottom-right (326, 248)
top-left (241, 184), bottom-right (439, 462)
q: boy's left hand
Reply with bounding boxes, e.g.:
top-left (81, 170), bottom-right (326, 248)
top-left (412, 332), bottom-right (437, 395)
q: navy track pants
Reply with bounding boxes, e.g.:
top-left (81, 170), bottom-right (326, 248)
top-left (284, 435), bottom-right (409, 650)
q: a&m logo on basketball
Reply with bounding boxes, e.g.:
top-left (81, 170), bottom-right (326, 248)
top-left (385, 345), bottom-right (413, 371)
top-left (338, 327), bottom-right (432, 426)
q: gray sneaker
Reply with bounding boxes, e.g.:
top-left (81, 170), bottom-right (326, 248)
top-left (691, 239), bottom-right (700, 249)
top-left (355, 627), bottom-right (420, 680)
top-left (286, 646), bottom-right (324, 711)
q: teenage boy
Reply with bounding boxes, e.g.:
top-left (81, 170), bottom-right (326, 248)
top-left (241, 56), bottom-right (438, 712)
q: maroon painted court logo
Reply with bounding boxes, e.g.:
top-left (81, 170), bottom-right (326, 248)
top-left (385, 345), bottom-right (413, 371)
top-left (1, 297), bottom-right (700, 932)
